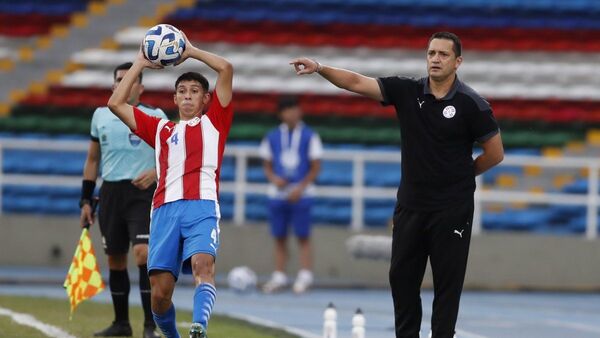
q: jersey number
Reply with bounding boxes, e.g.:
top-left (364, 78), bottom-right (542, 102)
top-left (171, 132), bottom-right (179, 145)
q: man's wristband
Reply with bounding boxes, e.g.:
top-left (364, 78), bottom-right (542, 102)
top-left (79, 199), bottom-right (91, 208)
top-left (313, 59), bottom-right (324, 73)
top-left (80, 179), bottom-right (96, 208)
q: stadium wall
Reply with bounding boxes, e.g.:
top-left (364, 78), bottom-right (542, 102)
top-left (1, 214), bottom-right (599, 291)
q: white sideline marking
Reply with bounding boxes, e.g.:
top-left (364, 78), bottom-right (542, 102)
top-left (0, 306), bottom-right (77, 338)
top-left (544, 319), bottom-right (600, 334)
top-left (178, 316), bottom-right (321, 338)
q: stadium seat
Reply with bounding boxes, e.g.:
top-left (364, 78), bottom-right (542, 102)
top-left (5, 0), bottom-right (600, 236)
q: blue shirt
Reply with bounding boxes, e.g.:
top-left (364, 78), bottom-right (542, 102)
top-left (90, 104), bottom-right (167, 181)
top-left (259, 123), bottom-right (323, 198)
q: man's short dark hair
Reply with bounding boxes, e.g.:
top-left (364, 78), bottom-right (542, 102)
top-left (113, 62), bottom-right (142, 83)
top-left (277, 95), bottom-right (299, 112)
top-left (175, 72), bottom-right (209, 92)
top-left (428, 32), bottom-right (462, 57)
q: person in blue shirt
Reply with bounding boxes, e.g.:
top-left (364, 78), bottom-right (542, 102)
top-left (79, 62), bottom-right (166, 338)
top-left (259, 96), bottom-right (323, 294)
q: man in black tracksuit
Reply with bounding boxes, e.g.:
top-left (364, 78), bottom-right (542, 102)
top-left (290, 32), bottom-right (504, 338)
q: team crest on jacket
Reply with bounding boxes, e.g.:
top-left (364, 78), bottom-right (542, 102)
top-left (128, 133), bottom-right (141, 146)
top-left (443, 105), bottom-right (456, 118)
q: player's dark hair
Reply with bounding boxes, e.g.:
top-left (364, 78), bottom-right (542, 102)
top-left (428, 31), bottom-right (462, 57)
top-left (277, 95), bottom-right (300, 113)
top-left (113, 62), bottom-right (142, 83)
top-left (175, 72), bottom-right (210, 92)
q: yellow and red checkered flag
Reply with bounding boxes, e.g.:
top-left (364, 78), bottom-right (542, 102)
top-left (63, 227), bottom-right (105, 318)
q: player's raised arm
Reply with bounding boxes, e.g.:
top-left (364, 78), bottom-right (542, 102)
top-left (176, 32), bottom-right (233, 106)
top-left (108, 51), bottom-right (161, 130)
top-left (289, 57), bottom-right (383, 102)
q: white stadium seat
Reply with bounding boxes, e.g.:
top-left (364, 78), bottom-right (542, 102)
top-left (63, 26), bottom-right (600, 100)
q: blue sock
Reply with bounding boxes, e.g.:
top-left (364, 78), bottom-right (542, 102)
top-left (193, 283), bottom-right (216, 328)
top-left (153, 304), bottom-right (180, 338)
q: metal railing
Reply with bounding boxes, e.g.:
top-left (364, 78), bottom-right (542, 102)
top-left (1, 138), bottom-right (599, 239)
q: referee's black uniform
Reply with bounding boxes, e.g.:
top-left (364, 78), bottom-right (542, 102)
top-left (377, 76), bottom-right (499, 338)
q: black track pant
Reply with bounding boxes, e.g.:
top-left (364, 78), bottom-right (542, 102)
top-left (389, 199), bottom-right (474, 338)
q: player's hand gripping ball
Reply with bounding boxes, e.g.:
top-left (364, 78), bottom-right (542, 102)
top-left (142, 24), bottom-right (186, 66)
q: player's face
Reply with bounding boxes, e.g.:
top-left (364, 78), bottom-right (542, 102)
top-left (280, 106), bottom-right (303, 127)
top-left (174, 80), bottom-right (210, 120)
top-left (113, 69), bottom-right (144, 105)
top-left (427, 38), bottom-right (462, 82)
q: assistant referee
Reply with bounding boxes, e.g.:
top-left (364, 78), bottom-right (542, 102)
top-left (79, 62), bottom-right (166, 338)
top-left (290, 32), bottom-right (504, 338)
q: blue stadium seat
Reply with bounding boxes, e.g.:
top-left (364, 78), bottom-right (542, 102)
top-left (0, 2), bottom-right (87, 15)
top-left (3, 196), bottom-right (39, 213)
top-left (46, 186), bottom-right (79, 198)
top-left (3, 149), bottom-right (85, 175)
top-left (364, 209), bottom-right (391, 226)
top-left (179, 0), bottom-right (600, 29)
top-left (245, 194), bottom-right (268, 220)
top-left (313, 205), bottom-right (351, 224)
top-left (483, 208), bottom-right (554, 231)
top-left (317, 161), bottom-right (353, 186)
top-left (220, 157), bottom-right (235, 181)
top-left (481, 165), bottom-right (524, 185)
top-left (548, 205), bottom-right (586, 224)
top-left (42, 198), bottom-right (79, 215)
top-left (365, 163), bottom-right (401, 187)
top-left (218, 193), bottom-right (234, 219)
top-left (566, 215), bottom-right (586, 233)
top-left (562, 179), bottom-right (590, 194)
top-left (246, 166), bottom-right (267, 182)
top-left (364, 198), bottom-right (394, 226)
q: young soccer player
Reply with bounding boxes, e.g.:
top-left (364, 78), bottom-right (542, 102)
top-left (107, 33), bottom-right (233, 338)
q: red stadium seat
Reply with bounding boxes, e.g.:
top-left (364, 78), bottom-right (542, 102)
top-left (172, 19), bottom-right (600, 52)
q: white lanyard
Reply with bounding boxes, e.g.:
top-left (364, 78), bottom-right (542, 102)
top-left (280, 123), bottom-right (302, 153)
top-left (280, 123), bottom-right (302, 176)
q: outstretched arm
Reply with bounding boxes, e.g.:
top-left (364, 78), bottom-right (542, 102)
top-left (176, 32), bottom-right (233, 106)
top-left (289, 57), bottom-right (383, 101)
top-left (107, 50), bottom-right (161, 130)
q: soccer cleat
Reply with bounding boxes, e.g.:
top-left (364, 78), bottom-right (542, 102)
top-left (189, 322), bottom-right (207, 338)
top-left (93, 321), bottom-right (132, 337)
top-left (143, 323), bottom-right (161, 338)
top-left (262, 271), bottom-right (288, 293)
top-left (292, 269), bottom-right (313, 294)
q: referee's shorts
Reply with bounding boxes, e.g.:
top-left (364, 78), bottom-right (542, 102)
top-left (98, 180), bottom-right (156, 255)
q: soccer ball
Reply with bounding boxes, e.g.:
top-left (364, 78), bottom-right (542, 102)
top-left (227, 266), bottom-right (257, 292)
top-left (142, 24), bottom-right (186, 66)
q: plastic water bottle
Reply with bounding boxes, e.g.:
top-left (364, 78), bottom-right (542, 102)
top-left (323, 302), bottom-right (337, 338)
top-left (351, 308), bottom-right (365, 338)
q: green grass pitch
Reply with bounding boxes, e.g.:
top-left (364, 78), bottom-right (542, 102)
top-left (0, 295), bottom-right (299, 338)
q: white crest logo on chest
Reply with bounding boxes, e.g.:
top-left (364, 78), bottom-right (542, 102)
top-left (187, 117), bottom-right (201, 127)
top-left (442, 105), bottom-right (456, 119)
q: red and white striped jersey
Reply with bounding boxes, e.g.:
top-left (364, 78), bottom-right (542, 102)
top-left (132, 91), bottom-right (233, 209)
